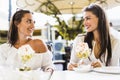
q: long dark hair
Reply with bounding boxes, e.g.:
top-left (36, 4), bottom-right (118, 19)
top-left (83, 4), bottom-right (112, 66)
top-left (8, 10), bottom-right (31, 46)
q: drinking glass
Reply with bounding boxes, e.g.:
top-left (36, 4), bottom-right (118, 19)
top-left (19, 53), bottom-right (33, 71)
top-left (75, 42), bottom-right (91, 66)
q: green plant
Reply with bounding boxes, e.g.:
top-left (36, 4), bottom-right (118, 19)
top-left (54, 16), bottom-right (85, 40)
top-left (40, 1), bottom-right (85, 41)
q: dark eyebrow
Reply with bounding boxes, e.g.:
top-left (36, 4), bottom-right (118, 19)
top-left (28, 19), bottom-right (32, 21)
top-left (27, 19), bottom-right (35, 23)
top-left (83, 16), bottom-right (89, 19)
top-left (27, 18), bottom-right (32, 20)
top-left (26, 19), bottom-right (33, 22)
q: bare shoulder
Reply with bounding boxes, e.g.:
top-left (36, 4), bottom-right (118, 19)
top-left (33, 39), bottom-right (44, 44)
top-left (30, 39), bottom-right (47, 53)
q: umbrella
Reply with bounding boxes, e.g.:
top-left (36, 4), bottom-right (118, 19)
top-left (16, 0), bottom-right (120, 14)
top-left (16, 0), bottom-right (94, 14)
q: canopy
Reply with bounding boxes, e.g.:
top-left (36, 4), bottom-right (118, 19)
top-left (16, 0), bottom-right (120, 14)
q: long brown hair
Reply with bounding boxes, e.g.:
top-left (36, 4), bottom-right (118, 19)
top-left (8, 10), bottom-right (31, 46)
top-left (83, 4), bottom-right (112, 66)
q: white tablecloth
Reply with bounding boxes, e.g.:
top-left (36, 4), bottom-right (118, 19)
top-left (1, 66), bottom-right (120, 80)
top-left (50, 71), bottom-right (120, 80)
top-left (0, 66), bottom-right (50, 80)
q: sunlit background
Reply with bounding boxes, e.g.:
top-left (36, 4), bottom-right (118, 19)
top-left (0, 0), bottom-right (120, 30)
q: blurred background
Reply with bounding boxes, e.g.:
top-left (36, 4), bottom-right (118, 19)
top-left (0, 0), bottom-right (120, 70)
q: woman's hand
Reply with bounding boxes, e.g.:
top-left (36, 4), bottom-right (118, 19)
top-left (91, 61), bottom-right (102, 68)
top-left (67, 63), bottom-right (78, 71)
top-left (46, 68), bottom-right (54, 72)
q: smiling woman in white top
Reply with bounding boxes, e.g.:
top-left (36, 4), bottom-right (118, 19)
top-left (0, 10), bottom-right (54, 72)
top-left (68, 3), bottom-right (120, 70)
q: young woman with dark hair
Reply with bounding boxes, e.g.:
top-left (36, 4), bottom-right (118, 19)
top-left (68, 4), bottom-right (120, 70)
top-left (0, 10), bottom-right (54, 72)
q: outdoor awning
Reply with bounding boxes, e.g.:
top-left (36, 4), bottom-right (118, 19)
top-left (16, 0), bottom-right (120, 14)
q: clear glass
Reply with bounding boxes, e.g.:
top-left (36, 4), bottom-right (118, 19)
top-left (75, 42), bottom-right (91, 67)
top-left (19, 53), bottom-right (33, 71)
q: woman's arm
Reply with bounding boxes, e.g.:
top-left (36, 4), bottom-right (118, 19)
top-left (0, 43), bottom-right (8, 65)
top-left (41, 51), bottom-right (55, 72)
top-left (111, 39), bottom-right (120, 66)
top-left (68, 34), bottom-right (85, 70)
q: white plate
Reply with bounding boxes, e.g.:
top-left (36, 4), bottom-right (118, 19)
top-left (73, 65), bottom-right (92, 72)
top-left (93, 67), bottom-right (120, 74)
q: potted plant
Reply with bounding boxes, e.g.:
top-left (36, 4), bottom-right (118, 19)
top-left (54, 16), bottom-right (84, 41)
top-left (40, 1), bottom-right (85, 45)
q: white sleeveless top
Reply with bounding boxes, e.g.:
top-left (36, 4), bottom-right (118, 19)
top-left (0, 43), bottom-right (54, 71)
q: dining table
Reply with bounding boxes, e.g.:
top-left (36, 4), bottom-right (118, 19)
top-left (0, 66), bottom-right (51, 80)
top-left (50, 70), bottom-right (120, 80)
top-left (0, 66), bottom-right (120, 80)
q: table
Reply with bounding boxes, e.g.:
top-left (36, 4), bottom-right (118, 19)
top-left (0, 66), bottom-right (51, 80)
top-left (50, 71), bottom-right (120, 80)
top-left (1, 66), bottom-right (120, 80)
